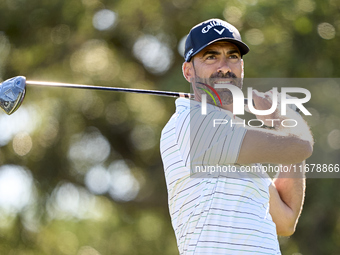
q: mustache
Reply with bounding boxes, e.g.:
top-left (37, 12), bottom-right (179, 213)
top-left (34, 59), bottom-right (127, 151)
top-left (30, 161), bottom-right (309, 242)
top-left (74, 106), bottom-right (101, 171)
top-left (209, 71), bottom-right (238, 79)
top-left (193, 72), bottom-right (240, 88)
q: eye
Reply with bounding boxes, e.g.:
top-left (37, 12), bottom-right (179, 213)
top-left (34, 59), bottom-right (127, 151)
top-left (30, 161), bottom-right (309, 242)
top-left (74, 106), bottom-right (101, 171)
top-left (229, 54), bottom-right (239, 59)
top-left (206, 55), bottom-right (216, 60)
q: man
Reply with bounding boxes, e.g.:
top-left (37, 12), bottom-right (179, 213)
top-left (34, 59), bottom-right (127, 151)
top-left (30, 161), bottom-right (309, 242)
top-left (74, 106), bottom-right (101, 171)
top-left (160, 19), bottom-right (313, 254)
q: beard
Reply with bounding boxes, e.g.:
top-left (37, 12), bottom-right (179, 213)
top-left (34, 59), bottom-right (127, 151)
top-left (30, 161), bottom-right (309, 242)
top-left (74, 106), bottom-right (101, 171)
top-left (192, 72), bottom-right (243, 106)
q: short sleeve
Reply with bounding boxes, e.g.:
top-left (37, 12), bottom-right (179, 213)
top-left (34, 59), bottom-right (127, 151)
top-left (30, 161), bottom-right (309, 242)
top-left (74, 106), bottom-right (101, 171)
top-left (175, 105), bottom-right (247, 169)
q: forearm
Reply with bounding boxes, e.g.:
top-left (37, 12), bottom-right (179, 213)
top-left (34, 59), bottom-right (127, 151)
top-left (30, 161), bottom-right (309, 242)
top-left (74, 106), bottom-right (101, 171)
top-left (267, 114), bottom-right (309, 235)
top-left (271, 161), bottom-right (306, 235)
top-left (253, 89), bottom-right (314, 147)
top-left (253, 97), bottom-right (314, 163)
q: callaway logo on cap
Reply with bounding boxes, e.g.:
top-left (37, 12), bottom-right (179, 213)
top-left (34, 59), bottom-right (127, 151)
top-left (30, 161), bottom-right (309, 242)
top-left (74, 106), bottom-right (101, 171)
top-left (184, 18), bottom-right (250, 62)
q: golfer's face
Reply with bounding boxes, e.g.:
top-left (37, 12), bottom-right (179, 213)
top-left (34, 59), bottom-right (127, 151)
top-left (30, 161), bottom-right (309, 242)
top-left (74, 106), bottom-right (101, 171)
top-left (190, 41), bottom-right (244, 106)
top-left (192, 41), bottom-right (243, 81)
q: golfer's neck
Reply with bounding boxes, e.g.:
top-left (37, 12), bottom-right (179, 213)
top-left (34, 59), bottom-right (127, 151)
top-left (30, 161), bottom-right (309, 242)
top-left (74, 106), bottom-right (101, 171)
top-left (219, 103), bottom-right (233, 112)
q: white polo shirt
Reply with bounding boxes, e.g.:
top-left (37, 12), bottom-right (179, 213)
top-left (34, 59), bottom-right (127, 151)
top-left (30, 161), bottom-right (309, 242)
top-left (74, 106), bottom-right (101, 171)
top-left (160, 98), bottom-right (281, 255)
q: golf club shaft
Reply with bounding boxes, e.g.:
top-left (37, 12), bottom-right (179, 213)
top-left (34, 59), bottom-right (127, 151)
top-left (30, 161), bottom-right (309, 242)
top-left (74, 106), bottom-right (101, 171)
top-left (25, 80), bottom-right (284, 111)
top-left (26, 80), bottom-right (193, 99)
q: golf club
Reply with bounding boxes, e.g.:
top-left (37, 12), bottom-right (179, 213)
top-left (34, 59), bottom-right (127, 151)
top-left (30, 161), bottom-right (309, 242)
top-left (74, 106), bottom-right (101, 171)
top-left (0, 76), bottom-right (299, 115)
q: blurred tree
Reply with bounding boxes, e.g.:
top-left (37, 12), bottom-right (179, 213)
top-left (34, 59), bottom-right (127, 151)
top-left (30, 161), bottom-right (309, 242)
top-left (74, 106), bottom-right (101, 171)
top-left (0, 0), bottom-right (339, 254)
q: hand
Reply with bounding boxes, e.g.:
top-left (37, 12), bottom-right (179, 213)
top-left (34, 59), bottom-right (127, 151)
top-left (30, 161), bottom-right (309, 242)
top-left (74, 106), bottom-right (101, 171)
top-left (252, 89), bottom-right (281, 127)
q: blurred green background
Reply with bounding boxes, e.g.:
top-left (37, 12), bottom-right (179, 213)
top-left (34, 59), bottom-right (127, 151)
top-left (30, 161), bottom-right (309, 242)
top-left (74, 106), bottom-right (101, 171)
top-left (0, 0), bottom-right (339, 254)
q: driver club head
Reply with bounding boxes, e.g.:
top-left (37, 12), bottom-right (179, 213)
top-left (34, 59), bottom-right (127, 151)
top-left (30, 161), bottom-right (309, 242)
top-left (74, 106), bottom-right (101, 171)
top-left (0, 76), bottom-right (26, 115)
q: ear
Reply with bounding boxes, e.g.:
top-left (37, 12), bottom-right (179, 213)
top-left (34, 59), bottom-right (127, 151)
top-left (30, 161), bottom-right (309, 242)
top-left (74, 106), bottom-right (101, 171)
top-left (182, 61), bottom-right (194, 83)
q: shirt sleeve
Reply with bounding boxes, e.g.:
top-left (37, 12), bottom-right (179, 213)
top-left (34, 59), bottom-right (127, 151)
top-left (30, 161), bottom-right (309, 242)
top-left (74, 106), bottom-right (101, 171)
top-left (176, 106), bottom-right (247, 169)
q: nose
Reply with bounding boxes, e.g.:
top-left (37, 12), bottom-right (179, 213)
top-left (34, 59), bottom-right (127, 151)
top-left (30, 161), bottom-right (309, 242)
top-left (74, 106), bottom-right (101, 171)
top-left (217, 57), bottom-right (232, 74)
